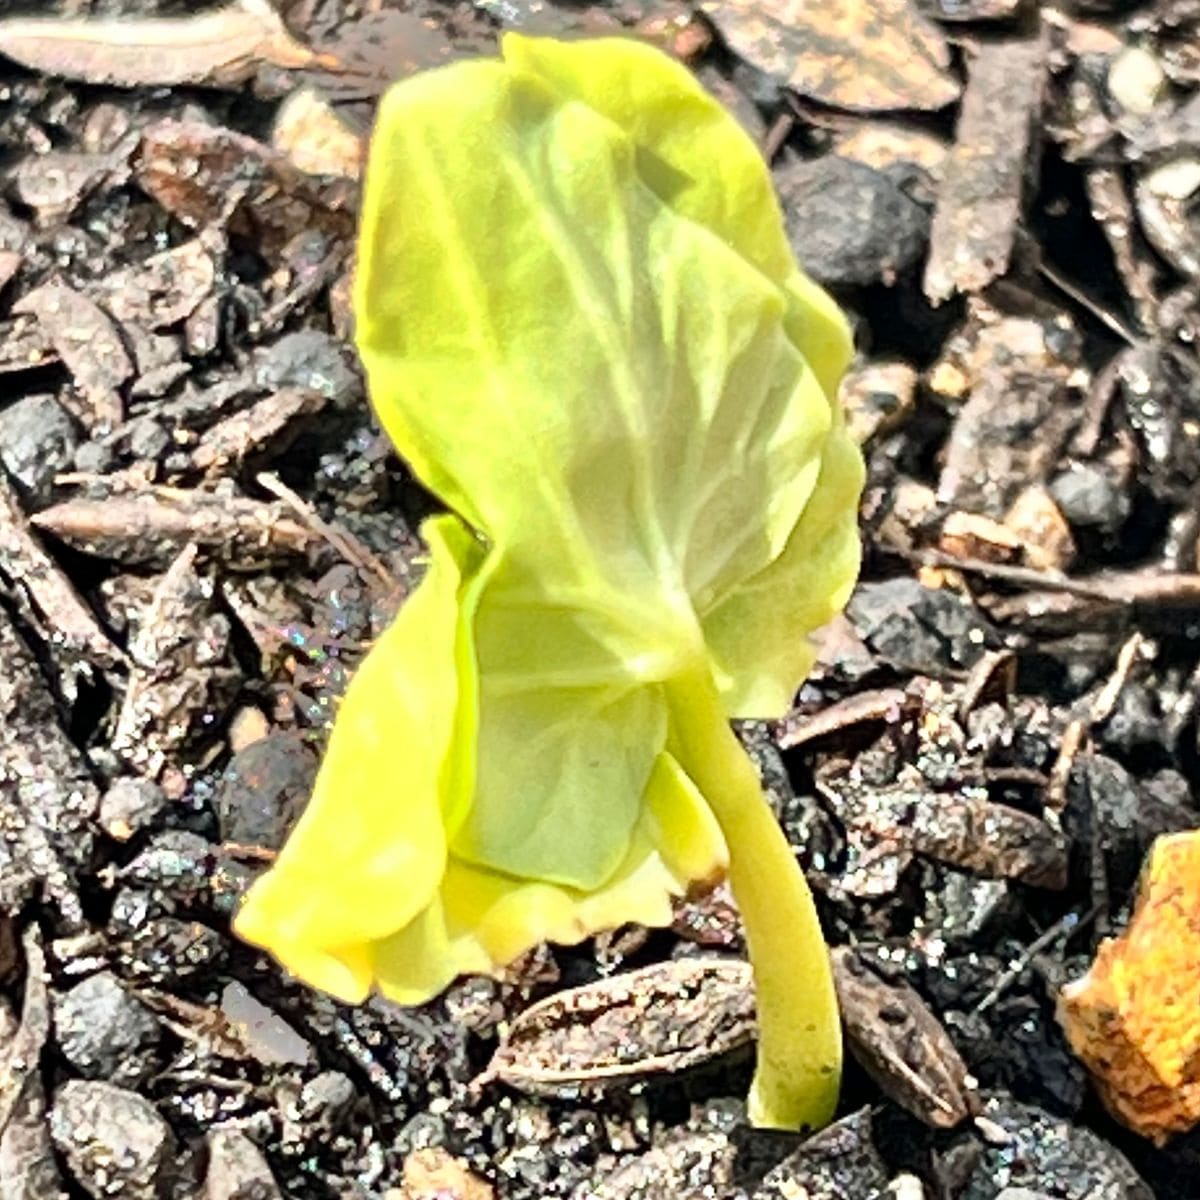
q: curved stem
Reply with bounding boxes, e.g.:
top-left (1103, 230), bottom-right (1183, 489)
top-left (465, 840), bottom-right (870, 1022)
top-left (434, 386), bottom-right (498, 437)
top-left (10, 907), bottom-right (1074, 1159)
top-left (667, 664), bottom-right (841, 1131)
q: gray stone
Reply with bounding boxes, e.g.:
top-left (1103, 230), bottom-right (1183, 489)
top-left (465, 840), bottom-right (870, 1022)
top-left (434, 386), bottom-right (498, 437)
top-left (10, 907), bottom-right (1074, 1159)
top-left (296, 1070), bottom-right (357, 1130)
top-left (254, 330), bottom-right (359, 409)
top-left (97, 777), bottom-right (170, 841)
top-left (125, 417), bottom-right (170, 461)
top-left (220, 982), bottom-right (312, 1067)
top-left (72, 440), bottom-right (114, 474)
top-left (0, 394), bottom-right (77, 503)
top-left (1050, 463), bottom-right (1128, 531)
top-left (848, 577), bottom-right (998, 675)
top-left (49, 1081), bottom-right (174, 1200)
top-left (204, 1129), bottom-right (282, 1200)
top-left (215, 731), bottom-right (317, 849)
top-left (53, 972), bottom-right (161, 1083)
top-left (122, 830), bottom-right (211, 897)
top-left (777, 155), bottom-right (931, 287)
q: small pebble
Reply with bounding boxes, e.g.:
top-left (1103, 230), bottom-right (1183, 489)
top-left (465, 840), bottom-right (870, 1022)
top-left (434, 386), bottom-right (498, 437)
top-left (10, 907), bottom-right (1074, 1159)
top-left (97, 778), bottom-right (170, 842)
top-left (1050, 463), bottom-right (1128, 531)
top-left (777, 155), bottom-right (931, 287)
top-left (254, 330), bottom-right (359, 409)
top-left (49, 1080), bottom-right (175, 1200)
top-left (0, 393), bottom-right (78, 502)
top-left (215, 732), bottom-right (317, 848)
top-left (1107, 46), bottom-right (1167, 116)
top-left (204, 1128), bottom-right (283, 1200)
top-left (221, 981), bottom-right (313, 1066)
top-left (297, 1070), bottom-right (357, 1130)
top-left (53, 971), bottom-right (161, 1083)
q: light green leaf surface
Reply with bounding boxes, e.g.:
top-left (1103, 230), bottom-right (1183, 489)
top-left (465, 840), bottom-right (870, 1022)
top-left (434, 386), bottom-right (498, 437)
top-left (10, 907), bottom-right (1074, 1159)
top-left (237, 32), bottom-right (863, 1130)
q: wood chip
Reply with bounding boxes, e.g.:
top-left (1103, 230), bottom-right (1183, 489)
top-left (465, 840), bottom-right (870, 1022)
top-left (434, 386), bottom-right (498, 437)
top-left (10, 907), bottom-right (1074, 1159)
top-left (31, 487), bottom-right (322, 569)
top-left (938, 511), bottom-right (1024, 565)
top-left (0, 926), bottom-right (64, 1200)
top-left (833, 946), bottom-right (975, 1128)
top-left (112, 543), bottom-right (239, 775)
top-left (0, 472), bottom-right (123, 669)
top-left (10, 140), bottom-right (134, 225)
top-left (96, 238), bottom-right (217, 329)
top-left (1004, 485), bottom-right (1076, 572)
top-left (0, 610), bottom-right (100, 925)
top-left (937, 328), bottom-right (1078, 519)
top-left (924, 29), bottom-right (1049, 303)
top-left (701, 0), bottom-right (961, 113)
top-left (478, 958), bottom-right (755, 1097)
top-left (189, 389), bottom-right (327, 475)
top-left (135, 118), bottom-right (356, 257)
top-left (814, 690), bottom-right (1070, 897)
top-left (0, 314), bottom-right (58, 376)
top-left (0, 250), bottom-right (21, 293)
top-left (0, 930), bottom-right (51, 1140)
top-left (838, 360), bottom-right (919, 446)
top-left (272, 87), bottom-right (364, 180)
top-left (13, 277), bottom-right (131, 429)
top-left (0, 0), bottom-right (326, 89)
top-left (834, 122), bottom-right (949, 180)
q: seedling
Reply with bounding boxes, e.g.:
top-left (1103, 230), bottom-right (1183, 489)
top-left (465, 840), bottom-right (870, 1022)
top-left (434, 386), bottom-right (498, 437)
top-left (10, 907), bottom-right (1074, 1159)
top-left (235, 33), bottom-right (864, 1131)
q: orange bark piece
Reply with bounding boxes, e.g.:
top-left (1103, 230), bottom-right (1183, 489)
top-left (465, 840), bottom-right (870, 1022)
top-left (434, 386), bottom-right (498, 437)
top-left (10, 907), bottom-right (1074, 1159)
top-left (1058, 830), bottom-right (1200, 1144)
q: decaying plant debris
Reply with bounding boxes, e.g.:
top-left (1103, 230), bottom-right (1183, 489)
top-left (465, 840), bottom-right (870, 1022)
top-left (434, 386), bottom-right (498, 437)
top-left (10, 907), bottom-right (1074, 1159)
top-left (1, 0), bottom-right (1200, 1197)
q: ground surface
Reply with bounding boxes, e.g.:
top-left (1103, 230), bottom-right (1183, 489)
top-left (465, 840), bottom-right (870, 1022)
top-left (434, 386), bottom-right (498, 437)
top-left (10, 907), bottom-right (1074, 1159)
top-left (1, 0), bottom-right (1199, 1197)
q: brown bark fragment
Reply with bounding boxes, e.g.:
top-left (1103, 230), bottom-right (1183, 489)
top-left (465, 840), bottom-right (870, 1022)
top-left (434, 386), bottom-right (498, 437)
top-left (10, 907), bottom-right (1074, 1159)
top-left (924, 30), bottom-right (1048, 303)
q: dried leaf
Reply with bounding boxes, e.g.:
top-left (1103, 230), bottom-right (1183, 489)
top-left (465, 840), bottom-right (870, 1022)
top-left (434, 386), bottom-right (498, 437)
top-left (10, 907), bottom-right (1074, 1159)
top-left (189, 388), bottom-right (327, 474)
top-left (480, 958), bottom-right (755, 1096)
top-left (97, 239), bottom-right (217, 329)
top-left (700, 0), bottom-right (960, 113)
top-left (833, 946), bottom-right (974, 1128)
top-left (13, 277), bottom-right (131, 429)
top-left (136, 119), bottom-right (356, 257)
top-left (0, 472), bottom-right (124, 670)
top-left (0, 0), bottom-right (323, 89)
top-left (1058, 830), bottom-right (1200, 1144)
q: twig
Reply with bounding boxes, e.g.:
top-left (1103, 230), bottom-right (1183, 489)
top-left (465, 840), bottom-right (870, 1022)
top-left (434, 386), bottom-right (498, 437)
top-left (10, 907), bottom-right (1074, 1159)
top-left (914, 550), bottom-right (1200, 607)
top-left (1046, 632), bottom-right (1143, 810)
top-left (761, 112), bottom-right (795, 163)
top-left (972, 906), bottom-right (1099, 1015)
top-left (217, 841), bottom-right (278, 863)
top-left (1037, 260), bottom-right (1138, 345)
top-left (255, 471), bottom-right (395, 592)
